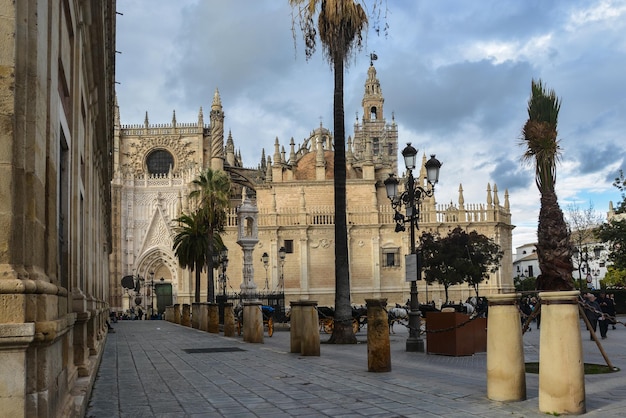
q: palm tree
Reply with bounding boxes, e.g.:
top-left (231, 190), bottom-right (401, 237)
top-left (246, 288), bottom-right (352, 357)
top-left (189, 168), bottom-right (231, 303)
top-left (521, 79), bottom-right (574, 291)
top-left (173, 211), bottom-right (208, 303)
top-left (289, 0), bottom-right (370, 343)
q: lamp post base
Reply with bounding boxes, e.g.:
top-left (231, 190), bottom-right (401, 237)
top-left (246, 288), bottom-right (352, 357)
top-left (406, 337), bottom-right (425, 352)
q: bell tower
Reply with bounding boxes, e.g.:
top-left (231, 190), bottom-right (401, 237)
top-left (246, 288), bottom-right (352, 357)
top-left (353, 57), bottom-right (398, 176)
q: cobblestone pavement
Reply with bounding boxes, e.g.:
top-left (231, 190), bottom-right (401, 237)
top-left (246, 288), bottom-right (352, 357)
top-left (86, 315), bottom-right (626, 417)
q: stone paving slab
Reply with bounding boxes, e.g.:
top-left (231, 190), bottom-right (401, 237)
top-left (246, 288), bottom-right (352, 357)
top-left (86, 316), bottom-right (626, 417)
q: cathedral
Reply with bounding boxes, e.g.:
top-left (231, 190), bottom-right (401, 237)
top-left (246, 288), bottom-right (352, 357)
top-left (109, 63), bottom-right (515, 313)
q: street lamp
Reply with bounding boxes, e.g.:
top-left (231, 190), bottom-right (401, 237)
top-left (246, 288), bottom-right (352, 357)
top-left (261, 252), bottom-right (270, 290)
top-left (149, 271), bottom-right (155, 317)
top-left (278, 246), bottom-right (286, 292)
top-left (384, 143), bottom-right (441, 353)
top-left (213, 248), bottom-right (229, 296)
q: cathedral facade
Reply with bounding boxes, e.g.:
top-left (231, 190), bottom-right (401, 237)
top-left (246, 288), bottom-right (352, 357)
top-left (110, 63), bottom-right (514, 313)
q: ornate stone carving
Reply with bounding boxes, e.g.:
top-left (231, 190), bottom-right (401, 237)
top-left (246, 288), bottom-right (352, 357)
top-left (125, 136), bottom-right (196, 175)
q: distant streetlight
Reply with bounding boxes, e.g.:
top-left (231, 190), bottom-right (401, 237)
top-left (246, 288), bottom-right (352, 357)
top-left (278, 246), bottom-right (286, 292)
top-left (384, 143), bottom-right (441, 353)
top-left (262, 252), bottom-right (270, 290)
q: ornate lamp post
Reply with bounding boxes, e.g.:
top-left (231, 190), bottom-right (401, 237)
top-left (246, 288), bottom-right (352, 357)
top-left (261, 252), bottom-right (270, 290)
top-left (212, 248), bottom-right (228, 296)
top-left (384, 143), bottom-right (441, 352)
top-left (278, 246), bottom-right (286, 292)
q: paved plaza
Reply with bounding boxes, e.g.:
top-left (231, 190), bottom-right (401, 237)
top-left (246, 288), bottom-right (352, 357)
top-left (86, 316), bottom-right (626, 417)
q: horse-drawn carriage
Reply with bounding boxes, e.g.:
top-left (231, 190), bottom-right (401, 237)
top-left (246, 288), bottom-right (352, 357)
top-left (317, 306), bottom-right (368, 334)
top-left (235, 305), bottom-right (276, 337)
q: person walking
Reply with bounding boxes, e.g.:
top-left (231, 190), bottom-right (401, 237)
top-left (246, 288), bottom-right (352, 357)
top-left (583, 293), bottom-right (603, 340)
top-left (598, 292), bottom-right (612, 338)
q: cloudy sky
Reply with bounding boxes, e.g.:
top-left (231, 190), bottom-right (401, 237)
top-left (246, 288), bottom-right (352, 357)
top-left (115, 0), bottom-right (626, 253)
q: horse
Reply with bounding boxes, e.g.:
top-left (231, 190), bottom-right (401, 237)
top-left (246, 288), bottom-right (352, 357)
top-left (388, 306), bottom-right (409, 334)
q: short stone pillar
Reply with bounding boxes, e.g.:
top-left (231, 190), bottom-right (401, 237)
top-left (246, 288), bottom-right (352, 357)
top-left (243, 301), bottom-right (264, 343)
top-left (539, 291), bottom-right (585, 415)
top-left (208, 303), bottom-right (219, 333)
top-left (181, 304), bottom-right (191, 327)
top-left (289, 302), bottom-right (304, 353)
top-left (173, 304), bottom-right (181, 324)
top-left (164, 306), bottom-right (174, 322)
top-left (199, 303), bottom-right (209, 332)
top-left (299, 300), bottom-right (320, 356)
top-left (223, 303), bottom-right (235, 337)
top-left (191, 303), bottom-right (202, 329)
top-left (366, 298), bottom-right (391, 372)
top-left (487, 293), bottom-right (526, 402)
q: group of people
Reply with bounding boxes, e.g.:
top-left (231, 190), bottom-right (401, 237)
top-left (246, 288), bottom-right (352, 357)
top-left (583, 292), bottom-right (617, 340)
top-left (520, 296), bottom-right (541, 331)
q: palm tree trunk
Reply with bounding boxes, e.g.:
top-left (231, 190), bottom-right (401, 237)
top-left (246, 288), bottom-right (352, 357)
top-left (329, 57), bottom-right (356, 344)
top-left (536, 190), bottom-right (575, 291)
top-left (194, 264), bottom-right (201, 303)
top-left (207, 233), bottom-right (215, 303)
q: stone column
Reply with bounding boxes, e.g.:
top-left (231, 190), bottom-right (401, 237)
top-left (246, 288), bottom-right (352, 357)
top-left (487, 293), bottom-right (526, 401)
top-left (538, 291), bottom-right (585, 415)
top-left (173, 304), bottom-right (181, 324)
top-left (192, 302), bottom-right (202, 329)
top-left (223, 303), bottom-right (235, 337)
top-left (299, 301), bottom-right (320, 356)
top-left (199, 303), bottom-right (209, 331)
top-left (0, 323), bottom-right (35, 416)
top-left (366, 298), bottom-right (391, 372)
top-left (208, 303), bottom-right (219, 333)
top-left (181, 304), bottom-right (191, 327)
top-left (243, 301), bottom-right (264, 343)
top-left (289, 302), bottom-right (303, 353)
top-left (165, 306), bottom-right (173, 322)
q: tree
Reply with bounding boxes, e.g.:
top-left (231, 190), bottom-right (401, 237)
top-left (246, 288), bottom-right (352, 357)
top-left (419, 227), bottom-right (503, 304)
top-left (601, 267), bottom-right (626, 289)
top-left (566, 202), bottom-right (604, 290)
top-left (189, 168), bottom-right (231, 303)
top-left (172, 211), bottom-right (227, 303)
top-left (289, 0), bottom-right (381, 343)
top-left (521, 79), bottom-right (574, 291)
top-left (173, 211), bottom-right (208, 303)
top-left (596, 170), bottom-right (626, 270)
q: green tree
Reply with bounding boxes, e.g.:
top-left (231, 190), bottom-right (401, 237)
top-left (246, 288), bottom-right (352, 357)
top-left (601, 267), bottom-right (626, 289)
top-left (289, 0), bottom-right (380, 343)
top-left (173, 211), bottom-right (208, 303)
top-left (172, 211), bottom-right (227, 303)
top-left (420, 227), bottom-right (502, 303)
top-left (521, 79), bottom-right (574, 291)
top-left (189, 168), bottom-right (231, 303)
top-left (596, 170), bottom-right (626, 270)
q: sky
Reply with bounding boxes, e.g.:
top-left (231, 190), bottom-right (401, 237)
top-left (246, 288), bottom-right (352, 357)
top-left (115, 0), bottom-right (626, 253)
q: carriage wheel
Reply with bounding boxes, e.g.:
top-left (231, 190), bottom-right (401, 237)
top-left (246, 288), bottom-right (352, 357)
top-left (323, 319), bottom-right (334, 334)
top-left (267, 318), bottom-right (274, 337)
top-left (352, 319), bottom-right (359, 334)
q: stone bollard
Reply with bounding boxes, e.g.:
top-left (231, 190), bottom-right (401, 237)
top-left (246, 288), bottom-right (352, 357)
top-left (366, 298), bottom-right (391, 372)
top-left (173, 304), bottom-right (181, 324)
top-left (299, 301), bottom-right (320, 356)
top-left (243, 301), bottom-right (264, 343)
top-left (181, 304), bottom-right (191, 327)
top-left (539, 291), bottom-right (585, 415)
top-left (208, 303), bottom-right (219, 333)
top-left (223, 303), bottom-right (235, 337)
top-left (487, 293), bottom-right (526, 402)
top-left (199, 303), bottom-right (209, 332)
top-left (164, 306), bottom-right (174, 322)
top-left (289, 302), bottom-right (303, 353)
top-left (191, 303), bottom-right (202, 329)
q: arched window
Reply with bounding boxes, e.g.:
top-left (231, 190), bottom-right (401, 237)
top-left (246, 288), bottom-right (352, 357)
top-left (146, 149), bottom-right (174, 175)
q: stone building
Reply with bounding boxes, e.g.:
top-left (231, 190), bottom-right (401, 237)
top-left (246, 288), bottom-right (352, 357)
top-left (110, 62), bottom-right (514, 312)
top-left (0, 1), bottom-right (116, 417)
